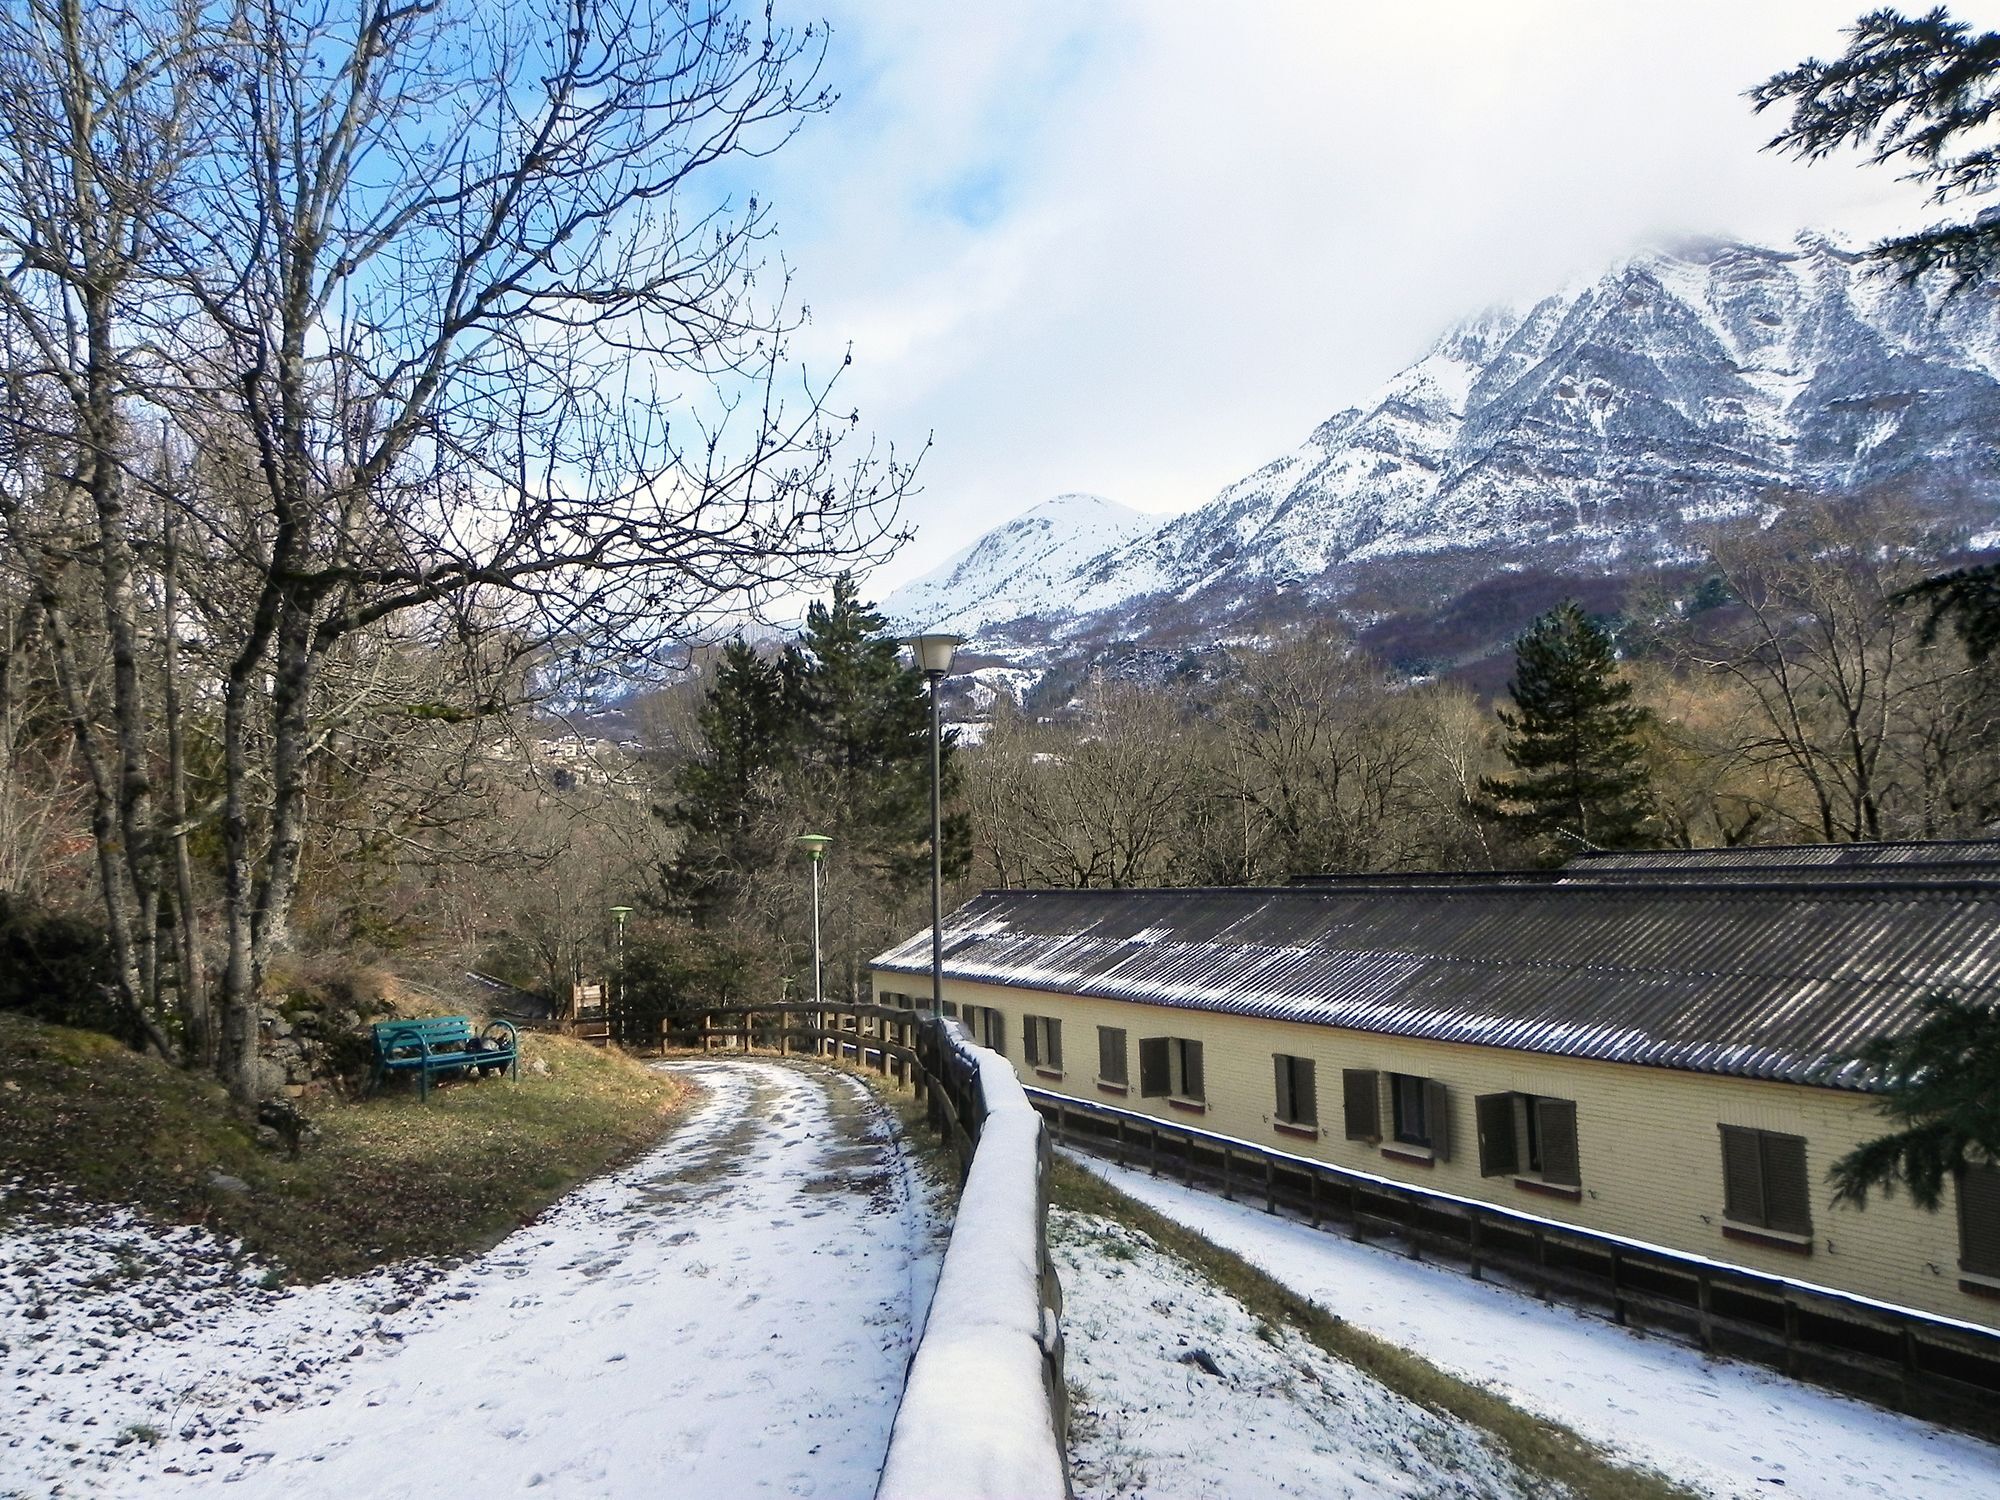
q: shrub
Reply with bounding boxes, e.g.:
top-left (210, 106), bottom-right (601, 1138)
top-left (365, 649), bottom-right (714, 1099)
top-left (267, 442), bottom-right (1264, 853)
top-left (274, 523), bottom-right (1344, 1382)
top-left (0, 893), bottom-right (134, 1044)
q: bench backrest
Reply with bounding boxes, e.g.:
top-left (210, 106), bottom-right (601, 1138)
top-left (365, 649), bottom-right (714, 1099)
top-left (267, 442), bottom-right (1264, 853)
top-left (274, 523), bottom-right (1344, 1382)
top-left (373, 1016), bottom-right (475, 1054)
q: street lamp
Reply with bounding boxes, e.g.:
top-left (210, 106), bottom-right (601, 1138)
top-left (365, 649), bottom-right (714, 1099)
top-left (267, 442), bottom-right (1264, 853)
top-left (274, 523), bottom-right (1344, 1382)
top-left (609, 905), bottom-right (633, 1043)
top-left (796, 833), bottom-right (832, 1012)
top-left (902, 633), bottom-right (960, 1018)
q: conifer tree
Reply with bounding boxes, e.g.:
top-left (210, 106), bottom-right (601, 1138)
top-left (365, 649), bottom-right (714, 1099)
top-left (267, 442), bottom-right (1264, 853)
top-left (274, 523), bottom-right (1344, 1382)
top-left (1754, 8), bottom-right (2000, 656)
top-left (663, 640), bottom-right (798, 920)
top-left (1480, 601), bottom-right (1653, 857)
top-left (785, 575), bottom-right (968, 892)
top-left (656, 575), bottom-right (968, 1002)
top-left (1829, 992), bottom-right (2000, 1210)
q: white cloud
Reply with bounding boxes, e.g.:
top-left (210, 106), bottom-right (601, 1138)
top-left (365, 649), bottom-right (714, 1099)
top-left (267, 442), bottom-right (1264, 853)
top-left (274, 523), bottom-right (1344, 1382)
top-left (750, 1), bottom-right (1984, 602)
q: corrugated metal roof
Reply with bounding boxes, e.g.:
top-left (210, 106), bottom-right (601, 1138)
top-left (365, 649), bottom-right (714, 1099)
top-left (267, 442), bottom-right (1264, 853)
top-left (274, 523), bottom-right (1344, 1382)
top-left (1574, 839), bottom-right (2000, 870)
top-left (870, 882), bottom-right (2000, 1091)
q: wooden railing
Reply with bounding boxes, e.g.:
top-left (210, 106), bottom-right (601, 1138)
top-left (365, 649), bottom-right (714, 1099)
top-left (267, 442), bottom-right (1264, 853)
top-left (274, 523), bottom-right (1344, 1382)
top-left (693, 1003), bottom-right (1070, 1499)
top-left (1030, 1088), bottom-right (2000, 1440)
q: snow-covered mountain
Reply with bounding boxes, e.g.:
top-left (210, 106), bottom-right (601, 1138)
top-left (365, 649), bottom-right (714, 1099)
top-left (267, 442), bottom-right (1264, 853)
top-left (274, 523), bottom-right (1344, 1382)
top-left (915, 232), bottom-right (2000, 666)
top-left (881, 493), bottom-right (1161, 638)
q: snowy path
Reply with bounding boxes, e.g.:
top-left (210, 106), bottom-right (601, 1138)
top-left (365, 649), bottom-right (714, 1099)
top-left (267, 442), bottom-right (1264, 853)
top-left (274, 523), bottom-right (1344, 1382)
top-left (5, 1061), bottom-right (943, 1499)
top-left (1070, 1153), bottom-right (2000, 1500)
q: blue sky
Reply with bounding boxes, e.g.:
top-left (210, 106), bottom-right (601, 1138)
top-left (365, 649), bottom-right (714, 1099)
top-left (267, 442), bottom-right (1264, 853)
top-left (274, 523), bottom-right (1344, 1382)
top-left (740, 1), bottom-right (1964, 601)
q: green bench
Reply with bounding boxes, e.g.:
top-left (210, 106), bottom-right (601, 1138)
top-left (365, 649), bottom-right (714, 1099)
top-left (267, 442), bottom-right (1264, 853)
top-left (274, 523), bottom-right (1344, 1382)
top-left (370, 1016), bottom-right (519, 1100)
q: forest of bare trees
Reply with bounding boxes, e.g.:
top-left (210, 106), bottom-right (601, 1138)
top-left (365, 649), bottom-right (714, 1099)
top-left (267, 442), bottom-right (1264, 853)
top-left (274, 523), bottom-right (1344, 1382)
top-left (0, 0), bottom-right (911, 1099)
top-left (957, 506), bottom-right (2000, 889)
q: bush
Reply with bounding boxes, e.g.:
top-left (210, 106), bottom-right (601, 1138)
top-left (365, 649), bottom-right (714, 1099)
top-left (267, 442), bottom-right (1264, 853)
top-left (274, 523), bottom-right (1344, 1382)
top-left (0, 893), bottom-right (133, 1044)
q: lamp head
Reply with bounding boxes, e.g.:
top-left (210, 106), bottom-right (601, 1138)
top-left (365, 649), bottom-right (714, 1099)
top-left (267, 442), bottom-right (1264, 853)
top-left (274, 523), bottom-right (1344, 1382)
top-left (609, 905), bottom-right (635, 923)
top-left (796, 833), bottom-right (833, 862)
top-left (903, 632), bottom-right (962, 678)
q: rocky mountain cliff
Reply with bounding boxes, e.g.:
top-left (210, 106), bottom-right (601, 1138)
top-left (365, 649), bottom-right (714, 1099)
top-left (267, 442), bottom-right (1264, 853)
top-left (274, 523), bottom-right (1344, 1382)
top-left (894, 233), bottom-right (2000, 676)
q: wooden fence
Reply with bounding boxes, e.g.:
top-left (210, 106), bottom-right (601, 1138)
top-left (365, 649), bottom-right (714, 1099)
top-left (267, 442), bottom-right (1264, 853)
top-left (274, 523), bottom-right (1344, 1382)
top-left (694, 1004), bottom-right (1070, 1499)
top-left (1031, 1088), bottom-right (2000, 1439)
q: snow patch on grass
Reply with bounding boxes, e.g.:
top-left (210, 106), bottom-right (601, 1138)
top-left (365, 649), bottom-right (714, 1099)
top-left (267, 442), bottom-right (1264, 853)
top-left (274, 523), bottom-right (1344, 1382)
top-left (1052, 1207), bottom-right (1560, 1499)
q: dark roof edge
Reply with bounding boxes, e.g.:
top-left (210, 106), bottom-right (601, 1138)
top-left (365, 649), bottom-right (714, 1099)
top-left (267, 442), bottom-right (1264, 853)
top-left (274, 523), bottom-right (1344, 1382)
top-left (971, 879), bottom-right (2000, 903)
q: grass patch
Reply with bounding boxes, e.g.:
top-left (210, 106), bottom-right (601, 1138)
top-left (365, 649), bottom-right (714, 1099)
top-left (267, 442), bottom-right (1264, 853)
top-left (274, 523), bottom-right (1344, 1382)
top-left (1051, 1158), bottom-right (1697, 1500)
top-left (0, 1012), bottom-right (689, 1282)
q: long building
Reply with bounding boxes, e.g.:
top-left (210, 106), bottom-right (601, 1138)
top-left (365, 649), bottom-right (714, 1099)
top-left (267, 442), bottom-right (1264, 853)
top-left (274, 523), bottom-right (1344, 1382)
top-left (870, 848), bottom-right (2000, 1331)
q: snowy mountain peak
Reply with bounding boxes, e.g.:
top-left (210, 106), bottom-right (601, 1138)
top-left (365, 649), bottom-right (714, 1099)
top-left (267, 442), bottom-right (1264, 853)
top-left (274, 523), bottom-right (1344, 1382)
top-left (880, 493), bottom-right (1161, 641)
top-left (890, 229), bottom-right (2000, 673)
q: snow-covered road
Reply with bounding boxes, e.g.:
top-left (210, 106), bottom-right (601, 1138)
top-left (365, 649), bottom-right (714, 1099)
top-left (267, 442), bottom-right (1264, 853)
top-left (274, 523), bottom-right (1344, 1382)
top-left (6, 1061), bottom-right (944, 1499)
top-left (1071, 1153), bottom-right (2000, 1500)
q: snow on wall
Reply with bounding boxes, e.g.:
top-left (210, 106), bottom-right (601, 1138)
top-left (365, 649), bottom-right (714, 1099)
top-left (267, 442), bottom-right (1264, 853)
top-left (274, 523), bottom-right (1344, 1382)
top-left (876, 1023), bottom-right (1069, 1500)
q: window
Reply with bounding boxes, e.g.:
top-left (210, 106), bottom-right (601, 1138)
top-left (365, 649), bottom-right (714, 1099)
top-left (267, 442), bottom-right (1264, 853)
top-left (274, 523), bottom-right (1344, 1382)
top-left (1023, 1015), bottom-right (1063, 1073)
top-left (1138, 1036), bottom-right (1204, 1102)
top-left (1273, 1055), bottom-right (1318, 1130)
top-left (1959, 1163), bottom-right (2000, 1280)
top-left (1343, 1068), bottom-right (1380, 1142)
top-left (1384, 1073), bottom-right (1451, 1158)
top-left (1475, 1093), bottom-right (1581, 1188)
top-left (960, 1005), bottom-right (1005, 1055)
top-left (1390, 1073), bottom-right (1427, 1144)
top-left (1098, 1027), bottom-right (1129, 1087)
top-left (1719, 1125), bottom-right (1812, 1238)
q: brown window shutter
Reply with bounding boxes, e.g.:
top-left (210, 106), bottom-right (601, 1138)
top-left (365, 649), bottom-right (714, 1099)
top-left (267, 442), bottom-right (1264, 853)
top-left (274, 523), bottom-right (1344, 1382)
top-left (1719, 1124), bottom-right (1765, 1225)
top-left (1960, 1164), bottom-right (2000, 1277)
top-left (1139, 1037), bottom-right (1170, 1098)
top-left (1099, 1027), bottom-right (1127, 1084)
top-left (1475, 1092), bottom-right (1519, 1177)
top-left (1295, 1060), bottom-right (1317, 1127)
top-left (1023, 1016), bottom-right (1039, 1068)
top-left (1343, 1068), bottom-right (1380, 1141)
top-left (1424, 1078), bottom-right (1452, 1159)
top-left (1760, 1132), bottom-right (1812, 1236)
top-left (1182, 1040), bottom-right (1205, 1101)
top-left (1274, 1055), bottom-right (1294, 1122)
top-left (1047, 1019), bottom-right (1062, 1071)
top-left (1536, 1098), bottom-right (1580, 1187)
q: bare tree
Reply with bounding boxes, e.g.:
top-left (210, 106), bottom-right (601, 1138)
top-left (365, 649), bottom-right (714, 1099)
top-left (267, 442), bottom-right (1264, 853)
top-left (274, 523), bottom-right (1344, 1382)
top-left (1209, 634), bottom-right (1433, 877)
top-left (1690, 504), bottom-right (1997, 842)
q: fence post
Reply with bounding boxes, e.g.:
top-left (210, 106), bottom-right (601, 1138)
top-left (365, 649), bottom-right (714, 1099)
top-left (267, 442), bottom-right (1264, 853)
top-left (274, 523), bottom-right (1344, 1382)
top-left (1469, 1213), bottom-right (1484, 1282)
top-left (1264, 1156), bottom-right (1276, 1215)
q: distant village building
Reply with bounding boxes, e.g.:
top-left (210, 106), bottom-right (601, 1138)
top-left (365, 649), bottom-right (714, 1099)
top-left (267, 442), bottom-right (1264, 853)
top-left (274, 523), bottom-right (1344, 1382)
top-left (870, 842), bottom-right (2000, 1331)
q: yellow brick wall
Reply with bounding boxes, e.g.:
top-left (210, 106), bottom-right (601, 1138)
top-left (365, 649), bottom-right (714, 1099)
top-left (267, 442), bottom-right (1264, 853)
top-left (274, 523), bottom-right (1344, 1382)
top-left (876, 971), bottom-right (1995, 1330)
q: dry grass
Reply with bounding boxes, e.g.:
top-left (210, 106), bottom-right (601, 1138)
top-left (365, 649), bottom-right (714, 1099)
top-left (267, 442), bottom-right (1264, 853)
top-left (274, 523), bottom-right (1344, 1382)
top-left (1052, 1158), bottom-right (1698, 1500)
top-left (0, 1013), bottom-right (689, 1282)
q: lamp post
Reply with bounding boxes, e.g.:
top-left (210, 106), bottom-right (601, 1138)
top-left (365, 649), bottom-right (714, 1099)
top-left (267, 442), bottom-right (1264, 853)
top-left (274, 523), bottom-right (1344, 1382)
top-left (609, 905), bottom-right (633, 1044)
top-left (792, 836), bottom-right (832, 1056)
top-left (903, 633), bottom-right (960, 1018)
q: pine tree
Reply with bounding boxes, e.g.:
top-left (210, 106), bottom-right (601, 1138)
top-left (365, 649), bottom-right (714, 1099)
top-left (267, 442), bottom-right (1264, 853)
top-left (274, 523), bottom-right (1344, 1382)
top-left (657, 576), bottom-right (969, 1001)
top-left (1480, 601), bottom-right (1652, 858)
top-left (662, 639), bottom-right (798, 920)
top-left (1754, 8), bottom-right (2000, 657)
top-left (786, 574), bottom-right (969, 892)
top-left (1754, 7), bottom-right (2000, 291)
top-left (1829, 992), bottom-right (2000, 1210)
